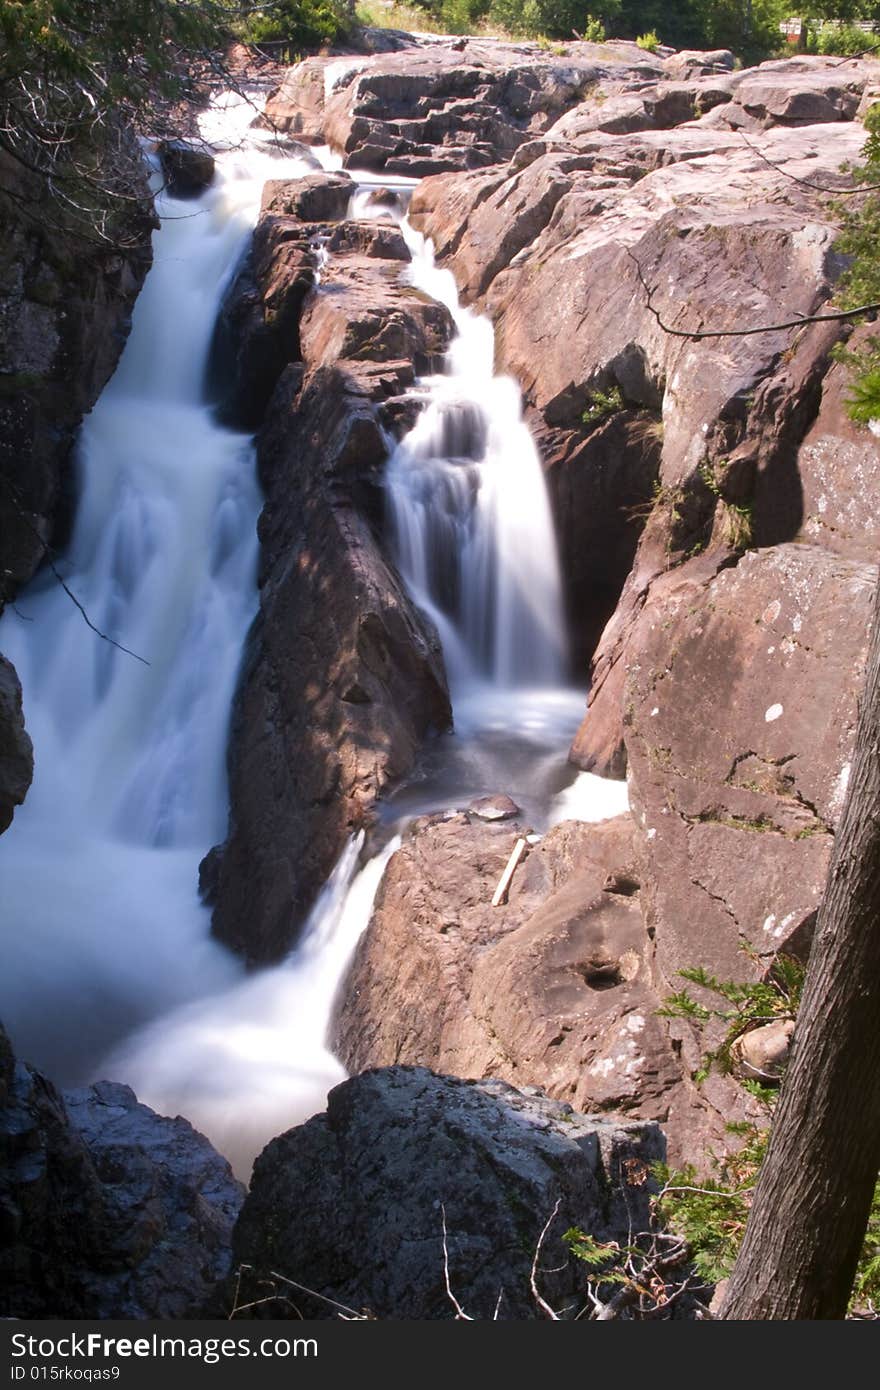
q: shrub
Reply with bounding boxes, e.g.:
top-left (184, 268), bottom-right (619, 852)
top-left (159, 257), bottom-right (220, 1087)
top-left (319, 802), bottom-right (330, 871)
top-left (808, 21), bottom-right (874, 56)
top-left (635, 28), bottom-right (660, 50)
top-left (581, 384), bottom-right (624, 426)
top-left (656, 954), bottom-right (880, 1312)
top-left (487, 0), bottom-right (607, 40)
top-left (237, 0), bottom-right (351, 52)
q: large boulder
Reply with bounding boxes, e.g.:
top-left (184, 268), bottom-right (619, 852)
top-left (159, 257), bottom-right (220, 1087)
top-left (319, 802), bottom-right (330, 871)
top-left (0, 142), bottom-right (154, 608)
top-left (0, 655), bottom-right (32, 834)
top-left (0, 1024), bottom-right (243, 1318)
top-left (623, 543), bottom-right (874, 986)
top-left (334, 812), bottom-right (749, 1166)
top-left (222, 1067), bottom-right (666, 1320)
top-left (157, 140), bottom-right (215, 198)
top-left (206, 179), bottom-right (453, 964)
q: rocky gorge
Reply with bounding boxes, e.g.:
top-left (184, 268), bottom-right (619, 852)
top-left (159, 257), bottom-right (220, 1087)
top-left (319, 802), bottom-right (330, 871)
top-left (1, 29), bottom-right (878, 1318)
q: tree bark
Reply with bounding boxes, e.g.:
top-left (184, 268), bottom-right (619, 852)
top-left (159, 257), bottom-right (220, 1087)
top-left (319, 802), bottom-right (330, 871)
top-left (721, 579), bottom-right (880, 1320)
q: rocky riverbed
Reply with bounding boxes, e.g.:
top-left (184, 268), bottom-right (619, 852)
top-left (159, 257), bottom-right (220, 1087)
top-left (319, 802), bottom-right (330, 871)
top-left (1, 29), bottom-right (878, 1317)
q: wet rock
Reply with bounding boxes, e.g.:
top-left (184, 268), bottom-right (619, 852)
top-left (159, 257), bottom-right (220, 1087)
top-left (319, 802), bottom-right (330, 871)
top-left (0, 655), bottom-right (33, 834)
top-left (157, 139), bottom-right (215, 197)
top-left (210, 174), bottom-right (438, 430)
top-left (221, 1066), bottom-right (665, 1320)
top-left (0, 144), bottom-right (154, 605)
top-left (0, 1024), bottom-right (243, 1318)
top-left (261, 171), bottom-right (353, 221)
top-left (207, 202), bottom-right (453, 964)
top-left (469, 793), bottom-right (521, 821)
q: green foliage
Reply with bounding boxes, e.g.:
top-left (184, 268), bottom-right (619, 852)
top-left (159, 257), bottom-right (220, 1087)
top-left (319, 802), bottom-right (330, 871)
top-left (657, 952), bottom-right (880, 1312)
top-left (807, 20), bottom-right (876, 53)
top-left (853, 1181), bottom-right (880, 1306)
top-left (0, 0), bottom-right (237, 244)
top-left (635, 28), bottom-right (660, 49)
top-left (237, 0), bottom-right (350, 52)
top-left (581, 383), bottom-right (624, 426)
top-left (563, 1228), bottom-right (630, 1282)
top-left (658, 950), bottom-right (804, 1083)
top-left (654, 1126), bottom-right (767, 1283)
top-left (486, 0), bottom-right (611, 40)
top-left (701, 0), bottom-right (787, 62)
top-left (697, 459), bottom-right (754, 550)
top-left (580, 12), bottom-right (607, 39)
top-left (608, 0), bottom-right (787, 60)
top-left (831, 104), bottom-right (880, 423)
top-left (0, 0), bottom-right (228, 108)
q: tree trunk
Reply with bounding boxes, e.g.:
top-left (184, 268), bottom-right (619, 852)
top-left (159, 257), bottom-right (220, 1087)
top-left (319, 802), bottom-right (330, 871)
top-left (721, 580), bottom-right (880, 1320)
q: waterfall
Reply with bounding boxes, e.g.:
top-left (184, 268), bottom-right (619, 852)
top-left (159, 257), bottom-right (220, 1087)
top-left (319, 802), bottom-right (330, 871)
top-left (386, 225), bottom-right (569, 693)
top-left (108, 833), bottom-right (399, 1180)
top-left (0, 113), bottom-right (628, 1178)
top-left (0, 123), bottom-right (328, 1081)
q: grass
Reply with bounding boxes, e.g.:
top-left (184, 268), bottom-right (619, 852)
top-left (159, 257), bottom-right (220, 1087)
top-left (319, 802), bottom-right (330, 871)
top-left (356, 2), bottom-right (449, 33)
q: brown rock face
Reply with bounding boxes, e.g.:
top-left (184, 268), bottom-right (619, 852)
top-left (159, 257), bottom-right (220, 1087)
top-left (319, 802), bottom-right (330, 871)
top-left (410, 108), bottom-right (869, 677)
top-left (0, 655), bottom-right (32, 834)
top-left (623, 544), bottom-right (873, 989)
top-left (206, 179), bottom-right (453, 963)
top-left (333, 812), bottom-right (750, 1166)
top-left (0, 143), bottom-right (154, 607)
top-left (265, 39), bottom-right (673, 175)
top-left (795, 322), bottom-right (880, 564)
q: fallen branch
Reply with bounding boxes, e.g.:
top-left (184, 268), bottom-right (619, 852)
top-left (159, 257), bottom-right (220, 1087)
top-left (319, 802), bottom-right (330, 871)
top-left (491, 837), bottom-right (527, 907)
top-left (441, 1205), bottom-right (474, 1321)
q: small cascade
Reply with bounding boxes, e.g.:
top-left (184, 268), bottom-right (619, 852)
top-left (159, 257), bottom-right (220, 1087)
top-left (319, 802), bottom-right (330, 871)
top-left (109, 833), bottom-right (399, 1180)
top-left (386, 226), bottom-right (569, 692)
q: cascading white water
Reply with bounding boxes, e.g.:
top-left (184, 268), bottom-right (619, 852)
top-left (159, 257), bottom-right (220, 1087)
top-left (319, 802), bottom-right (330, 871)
top-left (108, 832), bottom-right (399, 1179)
top-left (1, 107), bottom-right (630, 1183)
top-left (386, 225), bottom-right (568, 692)
top-left (0, 114), bottom-right (339, 1082)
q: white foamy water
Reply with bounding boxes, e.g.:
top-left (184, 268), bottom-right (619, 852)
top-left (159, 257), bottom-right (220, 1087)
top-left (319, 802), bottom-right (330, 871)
top-left (0, 102), bottom-right (628, 1181)
top-left (0, 114), bottom-right (360, 1104)
top-left (109, 833), bottom-right (398, 1179)
top-left (387, 225), bottom-right (568, 691)
top-left (349, 202), bottom-right (628, 829)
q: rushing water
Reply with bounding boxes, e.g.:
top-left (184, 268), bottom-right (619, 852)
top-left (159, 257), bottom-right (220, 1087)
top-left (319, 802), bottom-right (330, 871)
top-left (0, 117), bottom-right (337, 1081)
top-left (388, 226), bottom-right (567, 691)
top-left (0, 106), bottom-right (627, 1179)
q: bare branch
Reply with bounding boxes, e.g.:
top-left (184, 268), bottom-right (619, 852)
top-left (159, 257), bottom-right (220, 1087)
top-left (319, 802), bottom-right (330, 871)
top-left (627, 248), bottom-right (880, 340)
top-left (1, 475), bottom-right (149, 665)
top-left (440, 1205), bottom-right (473, 1320)
top-left (530, 1200), bottom-right (562, 1320)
